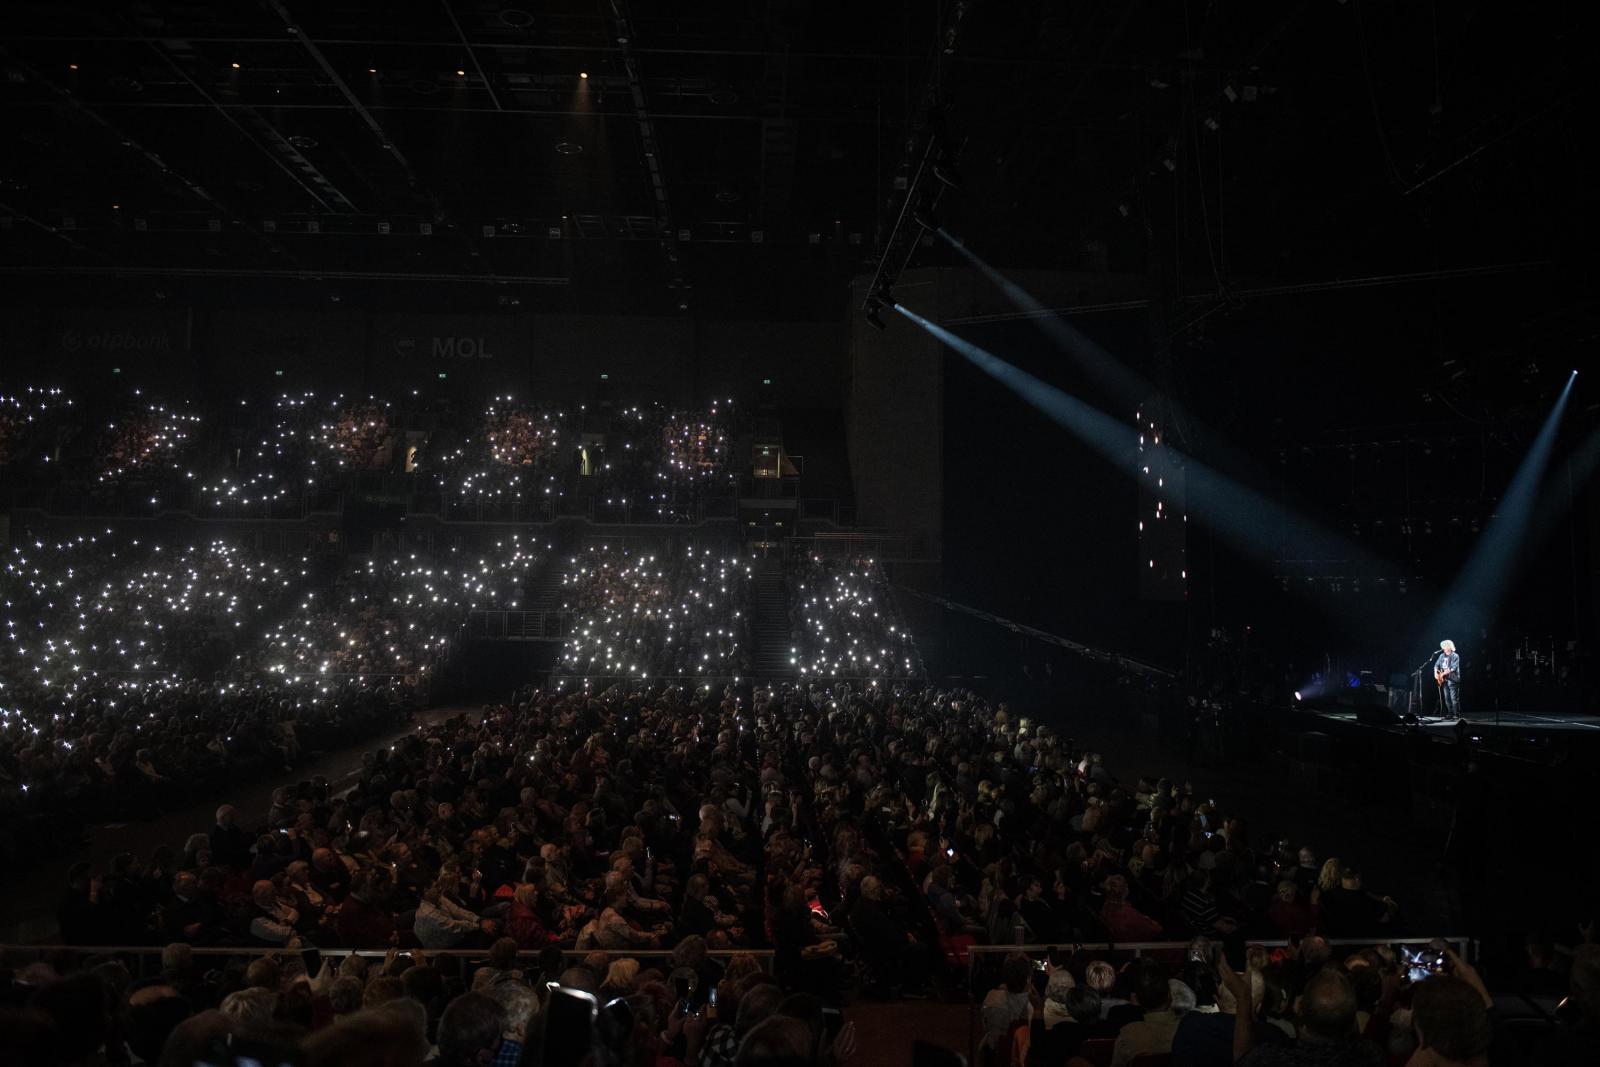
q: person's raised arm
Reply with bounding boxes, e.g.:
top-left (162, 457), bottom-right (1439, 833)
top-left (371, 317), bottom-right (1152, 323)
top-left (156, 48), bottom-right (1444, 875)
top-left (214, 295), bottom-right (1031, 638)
top-left (1217, 956), bottom-right (1255, 1063)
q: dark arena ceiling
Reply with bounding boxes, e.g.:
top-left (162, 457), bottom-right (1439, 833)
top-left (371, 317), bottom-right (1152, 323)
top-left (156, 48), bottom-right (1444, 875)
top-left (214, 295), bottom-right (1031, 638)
top-left (0, 1), bottom-right (1593, 318)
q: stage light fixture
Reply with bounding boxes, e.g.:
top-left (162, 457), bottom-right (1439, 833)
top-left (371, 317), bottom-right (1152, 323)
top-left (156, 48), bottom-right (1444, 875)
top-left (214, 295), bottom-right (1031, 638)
top-left (231, 62), bottom-right (242, 70)
top-left (864, 293), bottom-right (889, 331)
top-left (456, 69), bottom-right (466, 77)
top-left (580, 71), bottom-right (589, 79)
top-left (1294, 691), bottom-right (1303, 702)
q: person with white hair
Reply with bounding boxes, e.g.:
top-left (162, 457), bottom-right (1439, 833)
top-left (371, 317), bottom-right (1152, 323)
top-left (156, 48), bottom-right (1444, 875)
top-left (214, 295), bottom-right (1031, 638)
top-left (1433, 639), bottom-right (1462, 720)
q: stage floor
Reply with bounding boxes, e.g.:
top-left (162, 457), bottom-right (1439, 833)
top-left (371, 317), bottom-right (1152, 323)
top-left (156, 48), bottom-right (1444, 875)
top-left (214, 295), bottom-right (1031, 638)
top-left (1306, 706), bottom-right (1600, 744)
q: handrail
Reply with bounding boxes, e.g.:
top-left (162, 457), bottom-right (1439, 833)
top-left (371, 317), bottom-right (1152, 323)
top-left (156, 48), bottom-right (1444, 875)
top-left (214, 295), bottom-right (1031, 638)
top-left (9, 945), bottom-right (774, 960)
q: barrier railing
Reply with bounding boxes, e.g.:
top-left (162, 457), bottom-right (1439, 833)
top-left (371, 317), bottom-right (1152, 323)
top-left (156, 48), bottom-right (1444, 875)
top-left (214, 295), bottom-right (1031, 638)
top-left (959, 937), bottom-right (1476, 1066)
top-left (0, 945), bottom-right (773, 982)
top-left (467, 609), bottom-right (569, 640)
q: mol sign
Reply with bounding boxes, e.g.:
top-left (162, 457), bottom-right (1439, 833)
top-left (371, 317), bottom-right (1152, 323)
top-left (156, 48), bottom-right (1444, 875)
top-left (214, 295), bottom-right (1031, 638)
top-left (395, 335), bottom-right (497, 359)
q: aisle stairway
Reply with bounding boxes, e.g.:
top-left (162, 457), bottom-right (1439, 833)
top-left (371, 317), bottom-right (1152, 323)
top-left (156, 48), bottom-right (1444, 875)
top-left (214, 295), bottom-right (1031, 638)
top-left (752, 562), bottom-right (794, 680)
top-left (522, 556), bottom-right (568, 614)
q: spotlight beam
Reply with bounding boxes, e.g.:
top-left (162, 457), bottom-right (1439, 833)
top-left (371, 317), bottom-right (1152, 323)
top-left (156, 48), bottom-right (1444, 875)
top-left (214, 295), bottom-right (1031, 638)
top-left (1419, 371), bottom-right (1578, 657)
top-left (892, 302), bottom-right (1390, 585)
top-left (934, 227), bottom-right (1306, 501)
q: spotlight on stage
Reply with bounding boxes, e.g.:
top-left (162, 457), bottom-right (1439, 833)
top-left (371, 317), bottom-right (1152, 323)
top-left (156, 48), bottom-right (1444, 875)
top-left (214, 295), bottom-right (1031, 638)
top-left (1293, 691), bottom-right (1303, 702)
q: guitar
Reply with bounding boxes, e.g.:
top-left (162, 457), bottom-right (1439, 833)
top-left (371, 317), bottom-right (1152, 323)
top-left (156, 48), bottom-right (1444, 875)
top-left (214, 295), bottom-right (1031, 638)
top-left (1434, 664), bottom-right (1453, 686)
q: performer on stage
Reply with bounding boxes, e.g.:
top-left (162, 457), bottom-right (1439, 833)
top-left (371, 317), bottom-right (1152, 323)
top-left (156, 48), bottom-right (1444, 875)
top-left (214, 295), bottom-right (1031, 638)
top-left (1434, 639), bottom-right (1461, 720)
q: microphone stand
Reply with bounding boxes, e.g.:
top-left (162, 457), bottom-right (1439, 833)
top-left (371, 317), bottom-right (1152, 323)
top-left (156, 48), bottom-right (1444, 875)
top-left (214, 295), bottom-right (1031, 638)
top-left (1414, 657), bottom-right (1437, 723)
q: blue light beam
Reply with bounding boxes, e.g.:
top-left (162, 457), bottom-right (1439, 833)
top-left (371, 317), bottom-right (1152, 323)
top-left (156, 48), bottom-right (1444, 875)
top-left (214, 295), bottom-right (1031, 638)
top-left (893, 301), bottom-right (1389, 579)
top-left (1419, 370), bottom-right (1578, 656)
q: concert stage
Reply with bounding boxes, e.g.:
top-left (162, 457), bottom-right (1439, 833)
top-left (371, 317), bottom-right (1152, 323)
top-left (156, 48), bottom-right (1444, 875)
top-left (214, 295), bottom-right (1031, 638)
top-left (1297, 706), bottom-right (1600, 765)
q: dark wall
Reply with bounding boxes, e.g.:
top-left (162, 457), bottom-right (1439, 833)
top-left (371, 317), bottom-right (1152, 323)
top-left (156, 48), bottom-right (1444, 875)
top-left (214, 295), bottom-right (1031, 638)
top-left (0, 304), bottom-right (847, 408)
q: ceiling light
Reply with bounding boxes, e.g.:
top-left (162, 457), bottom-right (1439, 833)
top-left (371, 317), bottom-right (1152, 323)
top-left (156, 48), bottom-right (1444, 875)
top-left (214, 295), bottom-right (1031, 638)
top-left (580, 71), bottom-right (589, 79)
top-left (231, 62), bottom-right (241, 70)
top-left (68, 63), bottom-right (79, 71)
top-left (368, 68), bottom-right (377, 74)
top-left (456, 70), bottom-right (466, 77)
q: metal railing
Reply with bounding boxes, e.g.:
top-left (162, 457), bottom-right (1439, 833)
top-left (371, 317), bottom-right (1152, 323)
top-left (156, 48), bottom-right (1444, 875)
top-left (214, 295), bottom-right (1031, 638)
top-left (959, 937), bottom-right (1476, 1065)
top-left (0, 944), bottom-right (773, 981)
top-left (467, 609), bottom-right (569, 640)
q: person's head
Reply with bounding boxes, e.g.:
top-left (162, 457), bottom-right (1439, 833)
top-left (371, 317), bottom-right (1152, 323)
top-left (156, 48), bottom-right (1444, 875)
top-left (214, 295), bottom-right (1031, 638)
top-left (127, 987), bottom-right (193, 1064)
top-left (859, 875), bottom-right (885, 902)
top-left (1300, 967), bottom-right (1358, 1041)
top-left (157, 1010), bottom-right (235, 1067)
top-left (1132, 961), bottom-right (1171, 1011)
top-left (1297, 846), bottom-right (1316, 869)
top-left (1103, 873), bottom-right (1130, 904)
top-left (1084, 959), bottom-right (1118, 995)
top-left (1275, 880), bottom-right (1299, 903)
top-left (1339, 863), bottom-right (1364, 890)
top-left (365, 976), bottom-right (406, 1009)
top-left (486, 980), bottom-right (538, 1041)
top-left (603, 957), bottom-right (640, 993)
top-left (736, 982), bottom-right (786, 1034)
top-left (31, 972), bottom-right (115, 1062)
top-left (244, 956), bottom-right (282, 991)
top-left (1044, 970), bottom-right (1077, 1007)
top-left (1001, 951), bottom-right (1033, 994)
top-left (216, 804), bottom-right (237, 828)
top-left (172, 870), bottom-right (199, 900)
top-left (219, 986), bottom-right (278, 1027)
top-left (1440, 639), bottom-right (1456, 654)
top-left (329, 976), bottom-right (366, 1015)
top-left (303, 1008), bottom-right (430, 1067)
top-left (513, 882), bottom-right (538, 911)
top-left (557, 966), bottom-right (599, 994)
top-left (402, 965), bottom-right (445, 1016)
top-left (435, 992), bottom-right (506, 1067)
top-left (734, 1014), bottom-right (817, 1067)
top-left (1410, 975), bottom-right (1490, 1065)
top-left (1317, 859), bottom-right (1343, 891)
top-left (486, 936), bottom-right (519, 972)
top-left (161, 941), bottom-right (194, 975)
top-left (1065, 986), bottom-right (1103, 1024)
top-left (1301, 935), bottom-right (1331, 966)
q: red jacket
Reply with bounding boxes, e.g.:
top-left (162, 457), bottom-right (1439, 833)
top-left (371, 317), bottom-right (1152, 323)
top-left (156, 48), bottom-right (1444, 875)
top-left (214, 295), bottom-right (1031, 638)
top-left (506, 900), bottom-right (562, 948)
top-left (1100, 900), bottom-right (1163, 943)
top-left (335, 895), bottom-right (396, 948)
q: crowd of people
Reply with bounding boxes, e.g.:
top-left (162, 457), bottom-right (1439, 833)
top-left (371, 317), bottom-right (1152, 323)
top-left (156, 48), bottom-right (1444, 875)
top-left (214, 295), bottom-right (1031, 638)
top-left (249, 538), bottom-right (548, 681)
top-left (0, 533), bottom-right (554, 857)
top-left (3, 383), bottom-right (746, 524)
top-left (0, 386), bottom-right (72, 466)
top-left (5, 678), bottom-right (1594, 1065)
top-left (580, 404), bottom-right (739, 523)
top-left (1, 536), bottom-right (311, 695)
top-left (90, 398), bottom-right (202, 485)
top-left (785, 557), bottom-right (919, 679)
top-left (558, 547), bottom-right (753, 680)
top-left (421, 401), bottom-right (569, 516)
